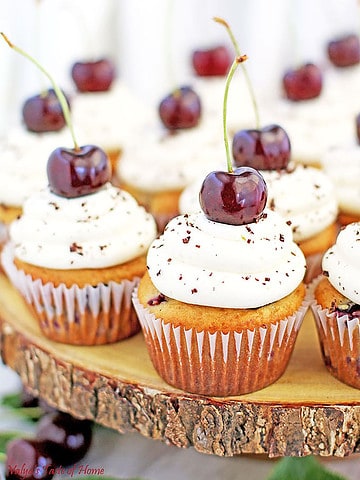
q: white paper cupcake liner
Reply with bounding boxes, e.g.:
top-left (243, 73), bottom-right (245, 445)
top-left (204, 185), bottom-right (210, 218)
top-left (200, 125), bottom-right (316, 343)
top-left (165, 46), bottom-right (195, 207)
top-left (1, 243), bottom-right (140, 345)
top-left (133, 288), bottom-right (309, 397)
top-left (311, 293), bottom-right (360, 389)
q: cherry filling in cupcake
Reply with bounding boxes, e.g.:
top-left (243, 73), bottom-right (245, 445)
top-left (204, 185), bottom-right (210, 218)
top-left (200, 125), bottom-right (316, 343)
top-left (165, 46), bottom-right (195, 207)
top-left (330, 300), bottom-right (360, 319)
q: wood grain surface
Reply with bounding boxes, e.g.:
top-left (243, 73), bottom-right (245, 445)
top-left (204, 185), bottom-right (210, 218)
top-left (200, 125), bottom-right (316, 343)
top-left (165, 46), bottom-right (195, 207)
top-left (0, 273), bottom-right (359, 458)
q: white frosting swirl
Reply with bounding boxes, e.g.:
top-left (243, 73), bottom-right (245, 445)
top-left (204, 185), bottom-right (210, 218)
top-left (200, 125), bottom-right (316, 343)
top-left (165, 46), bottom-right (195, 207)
top-left (322, 222), bottom-right (360, 304)
top-left (262, 165), bottom-right (338, 242)
top-left (0, 127), bottom-right (71, 207)
top-left (9, 183), bottom-right (157, 269)
top-left (147, 210), bottom-right (306, 308)
top-left (116, 117), bottom-right (224, 193)
top-left (179, 165), bottom-right (338, 243)
top-left (321, 145), bottom-right (360, 216)
top-left (263, 89), bottom-right (355, 165)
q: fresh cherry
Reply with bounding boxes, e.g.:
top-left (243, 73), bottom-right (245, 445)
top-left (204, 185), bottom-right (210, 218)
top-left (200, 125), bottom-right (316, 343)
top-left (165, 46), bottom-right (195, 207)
top-left (5, 438), bottom-right (55, 480)
top-left (199, 167), bottom-right (267, 225)
top-left (192, 45), bottom-right (232, 76)
top-left (327, 33), bottom-right (360, 67)
top-left (356, 113), bottom-right (360, 144)
top-left (158, 86), bottom-right (201, 130)
top-left (47, 145), bottom-right (111, 198)
top-left (282, 63), bottom-right (323, 101)
top-left (20, 388), bottom-right (39, 409)
top-left (35, 411), bottom-right (92, 467)
top-left (71, 58), bottom-right (115, 92)
top-left (22, 89), bottom-right (70, 133)
top-left (232, 124), bottom-right (291, 170)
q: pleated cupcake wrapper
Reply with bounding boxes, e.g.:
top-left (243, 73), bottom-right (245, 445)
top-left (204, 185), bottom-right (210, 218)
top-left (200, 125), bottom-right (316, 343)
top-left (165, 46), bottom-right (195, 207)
top-left (133, 288), bottom-right (309, 397)
top-left (1, 243), bottom-right (140, 345)
top-left (311, 300), bottom-right (360, 389)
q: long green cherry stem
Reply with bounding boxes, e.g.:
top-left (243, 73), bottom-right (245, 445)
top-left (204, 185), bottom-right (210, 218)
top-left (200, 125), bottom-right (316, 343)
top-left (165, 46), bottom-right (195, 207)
top-left (0, 32), bottom-right (80, 151)
top-left (214, 16), bottom-right (260, 129)
top-left (223, 55), bottom-right (248, 173)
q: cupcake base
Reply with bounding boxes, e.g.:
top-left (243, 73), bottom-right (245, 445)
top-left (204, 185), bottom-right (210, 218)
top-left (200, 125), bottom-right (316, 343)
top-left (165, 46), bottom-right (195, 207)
top-left (133, 287), bottom-right (309, 397)
top-left (311, 278), bottom-right (360, 389)
top-left (1, 244), bottom-right (140, 346)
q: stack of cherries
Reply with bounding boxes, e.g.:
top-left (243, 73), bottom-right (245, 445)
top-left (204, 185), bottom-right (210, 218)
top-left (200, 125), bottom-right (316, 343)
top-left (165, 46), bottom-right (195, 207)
top-left (5, 391), bottom-right (92, 480)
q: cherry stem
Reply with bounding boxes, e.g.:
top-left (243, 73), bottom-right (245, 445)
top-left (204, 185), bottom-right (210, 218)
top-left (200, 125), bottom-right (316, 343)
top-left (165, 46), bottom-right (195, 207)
top-left (214, 16), bottom-right (260, 129)
top-left (0, 32), bottom-right (80, 151)
top-left (223, 55), bottom-right (248, 173)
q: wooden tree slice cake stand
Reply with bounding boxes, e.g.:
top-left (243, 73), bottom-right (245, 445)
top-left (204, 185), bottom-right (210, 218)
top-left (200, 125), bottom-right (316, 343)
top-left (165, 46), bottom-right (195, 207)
top-left (0, 272), bottom-right (360, 458)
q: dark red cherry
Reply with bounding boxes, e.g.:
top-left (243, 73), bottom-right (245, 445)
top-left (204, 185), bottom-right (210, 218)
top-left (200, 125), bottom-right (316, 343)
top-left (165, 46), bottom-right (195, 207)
top-left (22, 89), bottom-right (69, 133)
top-left (199, 167), bottom-right (267, 225)
top-left (158, 86), bottom-right (201, 130)
top-left (232, 124), bottom-right (290, 170)
top-left (356, 113), bottom-right (360, 144)
top-left (282, 63), bottom-right (323, 101)
top-left (5, 438), bottom-right (55, 480)
top-left (192, 45), bottom-right (232, 76)
top-left (327, 34), bottom-right (360, 67)
top-left (35, 411), bottom-right (92, 467)
top-left (71, 58), bottom-right (115, 92)
top-left (47, 144), bottom-right (111, 198)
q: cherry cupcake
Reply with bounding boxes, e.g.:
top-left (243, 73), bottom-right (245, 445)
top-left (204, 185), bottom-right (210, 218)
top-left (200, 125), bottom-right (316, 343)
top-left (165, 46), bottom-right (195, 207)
top-left (181, 125), bottom-right (338, 283)
top-left (115, 85), bottom-right (224, 232)
top-left (1, 144), bottom-right (157, 345)
top-left (311, 222), bottom-right (360, 389)
top-left (133, 167), bottom-right (308, 396)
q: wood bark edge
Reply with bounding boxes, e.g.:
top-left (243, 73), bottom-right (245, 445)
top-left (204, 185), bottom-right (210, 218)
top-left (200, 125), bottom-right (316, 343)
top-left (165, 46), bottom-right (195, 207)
top-left (1, 317), bottom-right (360, 458)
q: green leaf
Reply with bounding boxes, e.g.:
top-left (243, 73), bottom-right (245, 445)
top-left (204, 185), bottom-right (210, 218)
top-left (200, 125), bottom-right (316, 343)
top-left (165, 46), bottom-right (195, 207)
top-left (0, 392), bottom-right (43, 421)
top-left (0, 392), bottom-right (22, 409)
top-left (266, 456), bottom-right (348, 480)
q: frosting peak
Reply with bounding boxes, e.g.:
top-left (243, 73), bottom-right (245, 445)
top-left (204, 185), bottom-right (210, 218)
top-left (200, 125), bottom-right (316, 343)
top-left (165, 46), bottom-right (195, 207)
top-left (9, 183), bottom-right (157, 269)
top-left (146, 210), bottom-right (306, 308)
top-left (322, 222), bottom-right (360, 304)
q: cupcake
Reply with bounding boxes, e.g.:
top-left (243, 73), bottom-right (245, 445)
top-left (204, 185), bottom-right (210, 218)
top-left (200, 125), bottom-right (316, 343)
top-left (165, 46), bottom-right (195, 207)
top-left (133, 167), bottom-right (308, 396)
top-left (180, 161), bottom-right (338, 283)
top-left (1, 145), bottom-right (157, 346)
top-left (311, 222), bottom-right (360, 389)
top-left (116, 86), bottom-right (224, 231)
top-left (321, 143), bottom-right (360, 226)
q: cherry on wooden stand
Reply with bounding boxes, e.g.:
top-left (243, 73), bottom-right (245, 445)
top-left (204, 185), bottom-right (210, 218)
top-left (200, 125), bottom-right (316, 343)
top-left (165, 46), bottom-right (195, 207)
top-left (71, 58), bottom-right (115, 92)
top-left (35, 411), bottom-right (93, 467)
top-left (192, 45), bottom-right (232, 76)
top-left (5, 438), bottom-right (55, 480)
top-left (158, 86), bottom-right (201, 130)
top-left (282, 63), bottom-right (323, 101)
